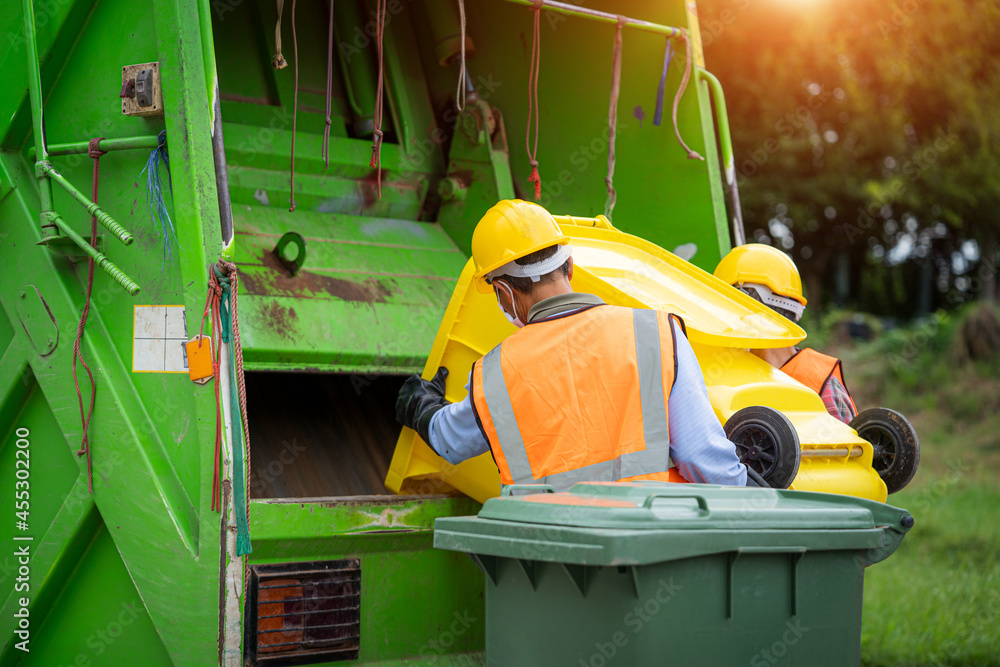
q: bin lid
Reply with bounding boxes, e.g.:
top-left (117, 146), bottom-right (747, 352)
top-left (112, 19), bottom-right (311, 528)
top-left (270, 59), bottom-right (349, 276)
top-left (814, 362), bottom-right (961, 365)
top-left (563, 224), bottom-right (806, 348)
top-left (434, 483), bottom-right (913, 567)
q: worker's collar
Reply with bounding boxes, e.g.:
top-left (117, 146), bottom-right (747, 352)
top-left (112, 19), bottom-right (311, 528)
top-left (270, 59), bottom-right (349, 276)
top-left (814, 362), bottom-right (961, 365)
top-left (527, 293), bottom-right (605, 323)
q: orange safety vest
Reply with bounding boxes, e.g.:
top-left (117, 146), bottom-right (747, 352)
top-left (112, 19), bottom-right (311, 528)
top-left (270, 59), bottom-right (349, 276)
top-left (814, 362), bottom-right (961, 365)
top-left (780, 348), bottom-right (858, 413)
top-left (470, 305), bottom-right (687, 489)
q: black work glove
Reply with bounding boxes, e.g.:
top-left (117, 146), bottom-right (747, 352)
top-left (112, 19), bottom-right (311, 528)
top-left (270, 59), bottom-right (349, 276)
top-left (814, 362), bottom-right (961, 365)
top-left (396, 367), bottom-right (450, 444)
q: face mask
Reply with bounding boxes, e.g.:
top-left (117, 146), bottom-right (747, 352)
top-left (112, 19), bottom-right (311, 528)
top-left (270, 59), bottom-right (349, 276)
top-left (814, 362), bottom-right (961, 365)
top-left (493, 281), bottom-right (524, 328)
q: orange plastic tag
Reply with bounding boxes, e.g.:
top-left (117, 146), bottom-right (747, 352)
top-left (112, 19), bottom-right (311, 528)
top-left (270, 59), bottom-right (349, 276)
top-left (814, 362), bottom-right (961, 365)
top-left (186, 335), bottom-right (214, 385)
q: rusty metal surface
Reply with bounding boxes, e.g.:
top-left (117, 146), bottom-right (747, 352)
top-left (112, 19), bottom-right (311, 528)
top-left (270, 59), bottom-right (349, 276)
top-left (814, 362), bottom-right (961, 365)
top-left (234, 205), bottom-right (466, 373)
top-left (243, 249), bottom-right (393, 303)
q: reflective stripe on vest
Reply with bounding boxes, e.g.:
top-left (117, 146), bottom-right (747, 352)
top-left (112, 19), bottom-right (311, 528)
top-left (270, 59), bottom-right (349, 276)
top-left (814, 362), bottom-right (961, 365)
top-left (781, 348), bottom-right (857, 412)
top-left (475, 307), bottom-right (676, 488)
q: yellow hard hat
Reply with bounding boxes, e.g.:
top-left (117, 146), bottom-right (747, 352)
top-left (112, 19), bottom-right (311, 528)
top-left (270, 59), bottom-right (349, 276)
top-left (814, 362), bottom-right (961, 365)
top-left (714, 243), bottom-right (807, 306)
top-left (471, 199), bottom-right (569, 293)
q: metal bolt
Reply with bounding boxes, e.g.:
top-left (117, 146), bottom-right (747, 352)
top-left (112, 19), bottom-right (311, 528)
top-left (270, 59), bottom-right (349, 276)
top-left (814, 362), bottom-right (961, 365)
top-left (46, 338), bottom-right (53, 347)
top-left (438, 177), bottom-right (467, 202)
top-left (461, 114), bottom-right (483, 145)
top-left (19, 291), bottom-right (26, 298)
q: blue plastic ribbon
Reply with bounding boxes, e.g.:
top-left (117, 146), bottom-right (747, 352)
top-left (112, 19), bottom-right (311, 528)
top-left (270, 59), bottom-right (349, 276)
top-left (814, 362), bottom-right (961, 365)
top-left (140, 131), bottom-right (183, 269)
top-left (654, 39), bottom-right (674, 127)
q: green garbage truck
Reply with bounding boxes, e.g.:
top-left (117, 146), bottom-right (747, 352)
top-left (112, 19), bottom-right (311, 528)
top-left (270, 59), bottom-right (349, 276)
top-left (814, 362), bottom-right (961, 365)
top-left (0, 0), bottom-right (908, 664)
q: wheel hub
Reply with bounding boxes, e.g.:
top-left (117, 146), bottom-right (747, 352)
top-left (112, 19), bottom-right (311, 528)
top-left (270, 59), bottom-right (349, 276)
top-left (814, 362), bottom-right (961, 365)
top-left (734, 425), bottom-right (777, 476)
top-left (864, 425), bottom-right (897, 474)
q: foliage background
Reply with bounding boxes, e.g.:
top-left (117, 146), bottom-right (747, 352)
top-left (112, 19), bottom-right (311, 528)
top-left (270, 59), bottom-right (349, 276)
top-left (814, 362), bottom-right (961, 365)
top-left (694, 3), bottom-right (1000, 664)
top-left (698, 0), bottom-right (1000, 317)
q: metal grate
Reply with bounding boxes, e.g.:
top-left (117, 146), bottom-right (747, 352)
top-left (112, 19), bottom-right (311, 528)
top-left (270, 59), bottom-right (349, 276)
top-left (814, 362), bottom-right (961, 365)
top-left (245, 559), bottom-right (361, 665)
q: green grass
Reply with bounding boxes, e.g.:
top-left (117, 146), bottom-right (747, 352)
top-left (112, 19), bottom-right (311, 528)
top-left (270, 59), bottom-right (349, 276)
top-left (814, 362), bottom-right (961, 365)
top-left (861, 482), bottom-right (1000, 666)
top-left (815, 306), bottom-right (1000, 666)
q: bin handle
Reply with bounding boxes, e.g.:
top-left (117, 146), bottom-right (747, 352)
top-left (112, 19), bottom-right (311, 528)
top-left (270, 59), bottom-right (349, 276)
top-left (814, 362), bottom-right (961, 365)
top-left (736, 546), bottom-right (807, 555)
top-left (501, 484), bottom-right (556, 497)
top-left (642, 493), bottom-right (710, 515)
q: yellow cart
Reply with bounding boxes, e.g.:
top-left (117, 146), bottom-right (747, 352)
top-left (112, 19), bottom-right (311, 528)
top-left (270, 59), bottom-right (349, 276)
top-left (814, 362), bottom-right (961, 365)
top-left (387, 215), bottom-right (900, 503)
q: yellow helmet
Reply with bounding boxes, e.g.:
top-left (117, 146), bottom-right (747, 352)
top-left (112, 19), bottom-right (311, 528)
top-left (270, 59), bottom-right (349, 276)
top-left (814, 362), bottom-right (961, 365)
top-left (471, 199), bottom-right (569, 293)
top-left (714, 243), bottom-right (807, 306)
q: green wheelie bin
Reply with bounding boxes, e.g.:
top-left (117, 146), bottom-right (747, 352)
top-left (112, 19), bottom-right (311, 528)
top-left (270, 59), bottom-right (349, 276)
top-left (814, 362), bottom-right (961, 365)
top-left (434, 482), bottom-right (913, 666)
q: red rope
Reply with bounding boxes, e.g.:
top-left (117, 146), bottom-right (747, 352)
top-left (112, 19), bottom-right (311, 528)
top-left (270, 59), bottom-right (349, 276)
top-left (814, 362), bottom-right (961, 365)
top-left (272, 0), bottom-right (288, 69)
top-left (199, 260), bottom-right (252, 593)
top-left (219, 260), bottom-right (251, 456)
top-left (199, 273), bottom-right (224, 512)
top-left (322, 0), bottom-right (335, 168)
top-left (289, 0), bottom-right (299, 211)
top-left (370, 0), bottom-right (387, 199)
top-left (198, 260), bottom-right (251, 513)
top-left (216, 260), bottom-right (252, 533)
top-left (455, 0), bottom-right (467, 112)
top-left (525, 0), bottom-right (543, 200)
top-left (672, 30), bottom-right (704, 161)
top-left (604, 17), bottom-right (625, 218)
top-left (71, 138), bottom-right (105, 494)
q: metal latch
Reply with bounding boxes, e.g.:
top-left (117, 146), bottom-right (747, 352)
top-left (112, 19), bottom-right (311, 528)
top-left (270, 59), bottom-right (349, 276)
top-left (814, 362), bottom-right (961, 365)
top-left (121, 62), bottom-right (163, 117)
top-left (135, 68), bottom-right (154, 107)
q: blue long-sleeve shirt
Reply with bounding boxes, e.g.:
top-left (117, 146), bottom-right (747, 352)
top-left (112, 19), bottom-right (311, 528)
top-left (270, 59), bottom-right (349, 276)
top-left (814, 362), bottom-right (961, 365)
top-left (427, 296), bottom-right (747, 486)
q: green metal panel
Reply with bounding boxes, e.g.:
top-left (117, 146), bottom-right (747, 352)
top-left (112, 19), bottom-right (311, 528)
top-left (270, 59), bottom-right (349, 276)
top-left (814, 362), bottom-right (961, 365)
top-left (434, 100), bottom-right (518, 253)
top-left (10, 519), bottom-right (173, 667)
top-left (210, 0), bottom-right (444, 214)
top-left (411, 0), bottom-right (732, 269)
top-left (0, 309), bottom-right (14, 366)
top-left (0, 0), bottom-right (740, 664)
top-left (251, 496), bottom-right (486, 664)
top-left (12, 287), bottom-right (58, 357)
top-left (0, 371), bottom-right (78, 551)
top-left (1, 0), bottom-right (227, 662)
top-left (233, 206), bottom-right (466, 372)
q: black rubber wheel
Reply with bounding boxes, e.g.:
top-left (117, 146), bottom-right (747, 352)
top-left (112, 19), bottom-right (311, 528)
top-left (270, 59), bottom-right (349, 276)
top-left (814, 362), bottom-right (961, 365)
top-left (724, 406), bottom-right (801, 489)
top-left (849, 407), bottom-right (920, 494)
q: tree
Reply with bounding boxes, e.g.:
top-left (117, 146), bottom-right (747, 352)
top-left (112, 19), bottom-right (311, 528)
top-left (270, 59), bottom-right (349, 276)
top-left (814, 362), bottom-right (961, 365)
top-left (698, 0), bottom-right (1000, 315)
